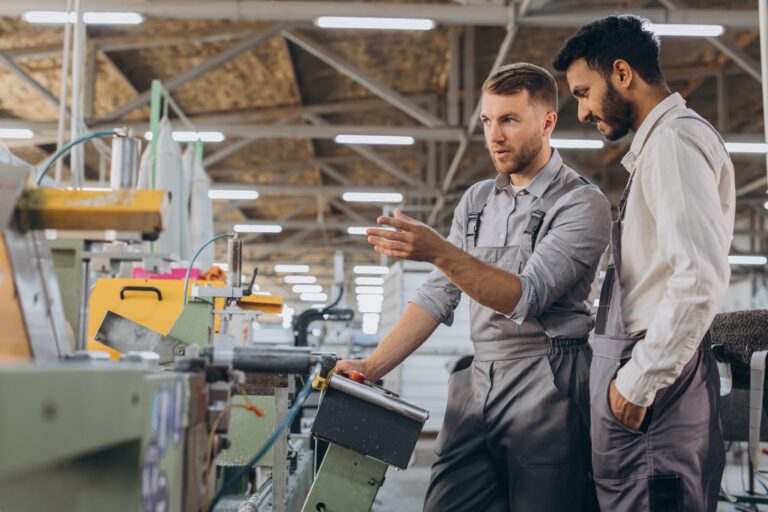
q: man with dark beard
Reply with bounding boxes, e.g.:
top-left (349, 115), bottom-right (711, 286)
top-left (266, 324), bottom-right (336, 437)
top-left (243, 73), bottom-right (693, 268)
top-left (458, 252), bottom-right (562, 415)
top-left (553, 15), bottom-right (734, 512)
top-left (337, 63), bottom-right (610, 511)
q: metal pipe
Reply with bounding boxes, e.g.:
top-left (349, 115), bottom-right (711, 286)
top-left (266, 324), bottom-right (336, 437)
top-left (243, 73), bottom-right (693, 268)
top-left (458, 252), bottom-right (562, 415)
top-left (109, 132), bottom-right (141, 189)
top-left (228, 346), bottom-right (313, 374)
top-left (54, 0), bottom-right (73, 183)
top-left (760, 0), bottom-right (768, 190)
top-left (69, 0), bottom-right (86, 188)
top-left (328, 374), bottom-right (430, 423)
top-left (226, 237), bottom-right (242, 288)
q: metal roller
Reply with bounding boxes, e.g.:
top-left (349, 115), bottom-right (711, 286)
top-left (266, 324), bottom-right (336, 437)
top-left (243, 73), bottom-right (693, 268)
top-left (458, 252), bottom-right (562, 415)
top-left (328, 374), bottom-right (430, 423)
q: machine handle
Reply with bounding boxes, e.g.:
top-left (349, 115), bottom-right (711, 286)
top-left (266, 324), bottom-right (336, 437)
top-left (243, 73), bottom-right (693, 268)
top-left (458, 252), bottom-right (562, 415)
top-left (119, 286), bottom-right (163, 301)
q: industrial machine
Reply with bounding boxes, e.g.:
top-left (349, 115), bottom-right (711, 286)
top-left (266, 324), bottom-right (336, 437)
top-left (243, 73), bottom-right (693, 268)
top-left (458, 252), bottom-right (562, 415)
top-left (0, 155), bottom-right (430, 512)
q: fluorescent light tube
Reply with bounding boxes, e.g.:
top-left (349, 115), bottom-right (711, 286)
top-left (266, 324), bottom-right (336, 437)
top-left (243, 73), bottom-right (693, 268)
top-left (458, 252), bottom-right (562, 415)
top-left (23, 11), bottom-right (144, 25)
top-left (144, 131), bottom-right (225, 142)
top-left (0, 128), bottom-right (34, 139)
top-left (355, 277), bottom-right (384, 286)
top-left (275, 264), bottom-right (310, 273)
top-left (84, 12), bottom-right (144, 24)
top-left (550, 138), bottom-right (604, 149)
top-left (358, 303), bottom-right (383, 313)
top-left (353, 265), bottom-right (389, 275)
top-left (343, 192), bottom-right (403, 203)
top-left (645, 23), bottom-right (724, 37)
top-left (356, 286), bottom-right (384, 295)
top-left (310, 304), bottom-right (327, 309)
top-left (208, 189), bottom-right (259, 200)
top-left (293, 285), bottom-right (323, 293)
top-left (724, 142), bottom-right (768, 154)
top-left (301, 293), bottom-right (328, 302)
top-left (284, 275), bottom-right (317, 284)
top-left (315, 16), bottom-right (435, 31)
top-left (729, 255), bottom-right (767, 266)
top-left (362, 313), bottom-right (380, 323)
top-left (763, 201), bottom-right (768, 211)
top-left (335, 134), bottom-right (415, 145)
top-left (233, 224), bottom-right (282, 234)
top-left (362, 323), bottom-right (379, 334)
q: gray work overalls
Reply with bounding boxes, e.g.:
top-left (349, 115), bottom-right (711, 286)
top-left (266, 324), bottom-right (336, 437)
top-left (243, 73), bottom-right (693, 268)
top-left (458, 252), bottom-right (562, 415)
top-left (591, 150), bottom-right (725, 511)
top-left (424, 175), bottom-right (598, 512)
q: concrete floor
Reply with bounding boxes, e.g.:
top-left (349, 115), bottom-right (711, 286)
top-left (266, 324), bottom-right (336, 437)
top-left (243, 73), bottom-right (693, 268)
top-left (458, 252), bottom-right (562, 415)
top-left (369, 440), bottom-right (768, 511)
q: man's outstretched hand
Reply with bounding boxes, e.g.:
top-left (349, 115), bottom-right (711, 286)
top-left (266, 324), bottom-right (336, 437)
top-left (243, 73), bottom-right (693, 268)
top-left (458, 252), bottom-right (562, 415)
top-left (366, 210), bottom-right (451, 264)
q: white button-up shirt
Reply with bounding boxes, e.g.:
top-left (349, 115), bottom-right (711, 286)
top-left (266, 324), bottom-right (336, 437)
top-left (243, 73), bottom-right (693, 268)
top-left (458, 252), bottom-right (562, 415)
top-left (615, 93), bottom-right (735, 407)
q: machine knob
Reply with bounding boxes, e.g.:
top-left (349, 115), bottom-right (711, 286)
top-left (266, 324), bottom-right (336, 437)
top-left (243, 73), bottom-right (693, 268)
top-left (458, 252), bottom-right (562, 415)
top-left (348, 371), bottom-right (366, 383)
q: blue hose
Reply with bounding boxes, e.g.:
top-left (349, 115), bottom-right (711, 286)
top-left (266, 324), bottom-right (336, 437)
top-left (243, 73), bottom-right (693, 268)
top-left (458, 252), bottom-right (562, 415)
top-left (36, 130), bottom-right (115, 185)
top-left (182, 232), bottom-right (232, 305)
top-left (207, 363), bottom-right (321, 511)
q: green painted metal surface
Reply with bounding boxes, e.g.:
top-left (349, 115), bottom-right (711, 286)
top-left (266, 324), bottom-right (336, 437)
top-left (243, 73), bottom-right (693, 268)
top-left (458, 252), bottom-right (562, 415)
top-left (0, 365), bottom-right (194, 512)
top-left (168, 300), bottom-right (214, 347)
top-left (47, 239), bottom-right (84, 338)
top-left (301, 443), bottom-right (388, 512)
top-left (216, 395), bottom-right (275, 467)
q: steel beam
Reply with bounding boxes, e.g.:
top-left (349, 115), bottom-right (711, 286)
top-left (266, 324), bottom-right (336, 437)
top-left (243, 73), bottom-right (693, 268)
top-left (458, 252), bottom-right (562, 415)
top-left (282, 30), bottom-right (444, 127)
top-left (0, 51), bottom-right (62, 109)
top-left (99, 24), bottom-right (283, 122)
top-left (447, 27), bottom-right (460, 127)
top-left (0, 3), bottom-right (755, 29)
top-left (319, 164), bottom-right (353, 185)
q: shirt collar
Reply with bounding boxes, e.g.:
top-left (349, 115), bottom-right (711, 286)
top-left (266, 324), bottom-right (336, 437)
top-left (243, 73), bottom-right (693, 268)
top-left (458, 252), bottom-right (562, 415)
top-left (494, 148), bottom-right (563, 199)
top-left (621, 92), bottom-right (686, 172)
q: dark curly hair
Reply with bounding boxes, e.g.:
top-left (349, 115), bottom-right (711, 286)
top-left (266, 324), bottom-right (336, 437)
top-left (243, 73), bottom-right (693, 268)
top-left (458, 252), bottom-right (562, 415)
top-left (552, 15), bottom-right (665, 86)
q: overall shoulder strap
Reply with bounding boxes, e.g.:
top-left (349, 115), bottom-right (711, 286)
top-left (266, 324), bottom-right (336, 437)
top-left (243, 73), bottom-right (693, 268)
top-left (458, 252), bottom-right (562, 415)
top-left (465, 180), bottom-right (495, 249)
top-left (524, 171), bottom-right (591, 251)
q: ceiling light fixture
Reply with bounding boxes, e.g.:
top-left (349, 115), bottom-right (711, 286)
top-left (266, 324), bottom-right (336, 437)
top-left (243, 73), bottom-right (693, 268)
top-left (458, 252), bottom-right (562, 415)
top-left (356, 286), bottom-right (384, 295)
top-left (144, 131), bottom-right (225, 143)
top-left (355, 277), bottom-right (384, 286)
top-left (293, 285), bottom-right (323, 294)
top-left (729, 255), bottom-right (768, 266)
top-left (645, 23), bottom-right (725, 37)
top-left (301, 293), bottom-right (328, 302)
top-left (724, 142), bottom-right (768, 154)
top-left (315, 16), bottom-right (435, 31)
top-left (208, 189), bottom-right (259, 200)
top-left (353, 265), bottom-right (389, 275)
top-left (284, 275), bottom-right (317, 284)
top-left (23, 11), bottom-right (144, 25)
top-left (232, 224), bottom-right (282, 234)
top-left (335, 134), bottom-right (415, 145)
top-left (275, 264), bottom-right (310, 273)
top-left (0, 128), bottom-right (35, 139)
top-left (343, 192), bottom-right (404, 203)
top-left (550, 138), bottom-right (604, 149)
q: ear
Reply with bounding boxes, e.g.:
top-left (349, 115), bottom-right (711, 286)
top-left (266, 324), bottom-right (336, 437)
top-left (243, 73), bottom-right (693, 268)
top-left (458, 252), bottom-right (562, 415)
top-left (612, 59), bottom-right (633, 90)
top-left (542, 110), bottom-right (557, 136)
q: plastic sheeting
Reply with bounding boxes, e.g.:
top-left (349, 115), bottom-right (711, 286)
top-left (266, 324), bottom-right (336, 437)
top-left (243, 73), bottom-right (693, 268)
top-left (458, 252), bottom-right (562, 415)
top-left (141, 117), bottom-right (190, 259)
top-left (183, 145), bottom-right (214, 269)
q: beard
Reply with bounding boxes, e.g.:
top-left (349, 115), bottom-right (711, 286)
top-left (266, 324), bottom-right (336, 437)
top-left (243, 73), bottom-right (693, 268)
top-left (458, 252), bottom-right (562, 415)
top-left (491, 135), bottom-right (543, 175)
top-left (592, 80), bottom-right (635, 141)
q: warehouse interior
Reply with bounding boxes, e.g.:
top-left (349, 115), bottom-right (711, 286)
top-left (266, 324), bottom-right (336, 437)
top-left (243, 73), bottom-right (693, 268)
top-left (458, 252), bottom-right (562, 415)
top-left (1, 0), bottom-right (768, 510)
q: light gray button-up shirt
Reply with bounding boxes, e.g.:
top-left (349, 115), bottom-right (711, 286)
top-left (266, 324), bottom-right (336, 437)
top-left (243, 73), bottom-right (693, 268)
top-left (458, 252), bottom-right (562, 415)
top-left (615, 93), bottom-right (735, 407)
top-left (412, 149), bottom-right (612, 339)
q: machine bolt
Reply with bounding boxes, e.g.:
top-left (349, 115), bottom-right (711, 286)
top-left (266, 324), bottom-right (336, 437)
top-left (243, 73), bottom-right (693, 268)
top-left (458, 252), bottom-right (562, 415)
top-left (368, 478), bottom-right (377, 486)
top-left (175, 346), bottom-right (185, 356)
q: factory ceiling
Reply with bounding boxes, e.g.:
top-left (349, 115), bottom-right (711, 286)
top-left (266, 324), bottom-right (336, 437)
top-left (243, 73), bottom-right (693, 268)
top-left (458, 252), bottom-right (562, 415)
top-left (0, 0), bottom-right (764, 298)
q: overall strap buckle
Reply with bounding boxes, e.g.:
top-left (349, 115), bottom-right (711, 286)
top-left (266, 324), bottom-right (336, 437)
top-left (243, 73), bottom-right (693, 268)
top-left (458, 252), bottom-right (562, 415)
top-left (466, 212), bottom-right (482, 248)
top-left (523, 210), bottom-right (545, 251)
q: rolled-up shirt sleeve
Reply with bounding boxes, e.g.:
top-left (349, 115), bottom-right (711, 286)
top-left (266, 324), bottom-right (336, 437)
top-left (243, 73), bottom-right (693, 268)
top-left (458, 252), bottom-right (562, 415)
top-left (507, 186), bottom-right (612, 323)
top-left (409, 189), bottom-right (470, 326)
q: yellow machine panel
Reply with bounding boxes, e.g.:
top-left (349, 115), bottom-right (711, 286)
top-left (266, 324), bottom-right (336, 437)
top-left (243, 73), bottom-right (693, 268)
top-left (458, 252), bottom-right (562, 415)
top-left (87, 278), bottom-right (225, 343)
top-left (0, 233), bottom-right (32, 362)
top-left (238, 294), bottom-right (284, 315)
top-left (16, 189), bottom-right (167, 238)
